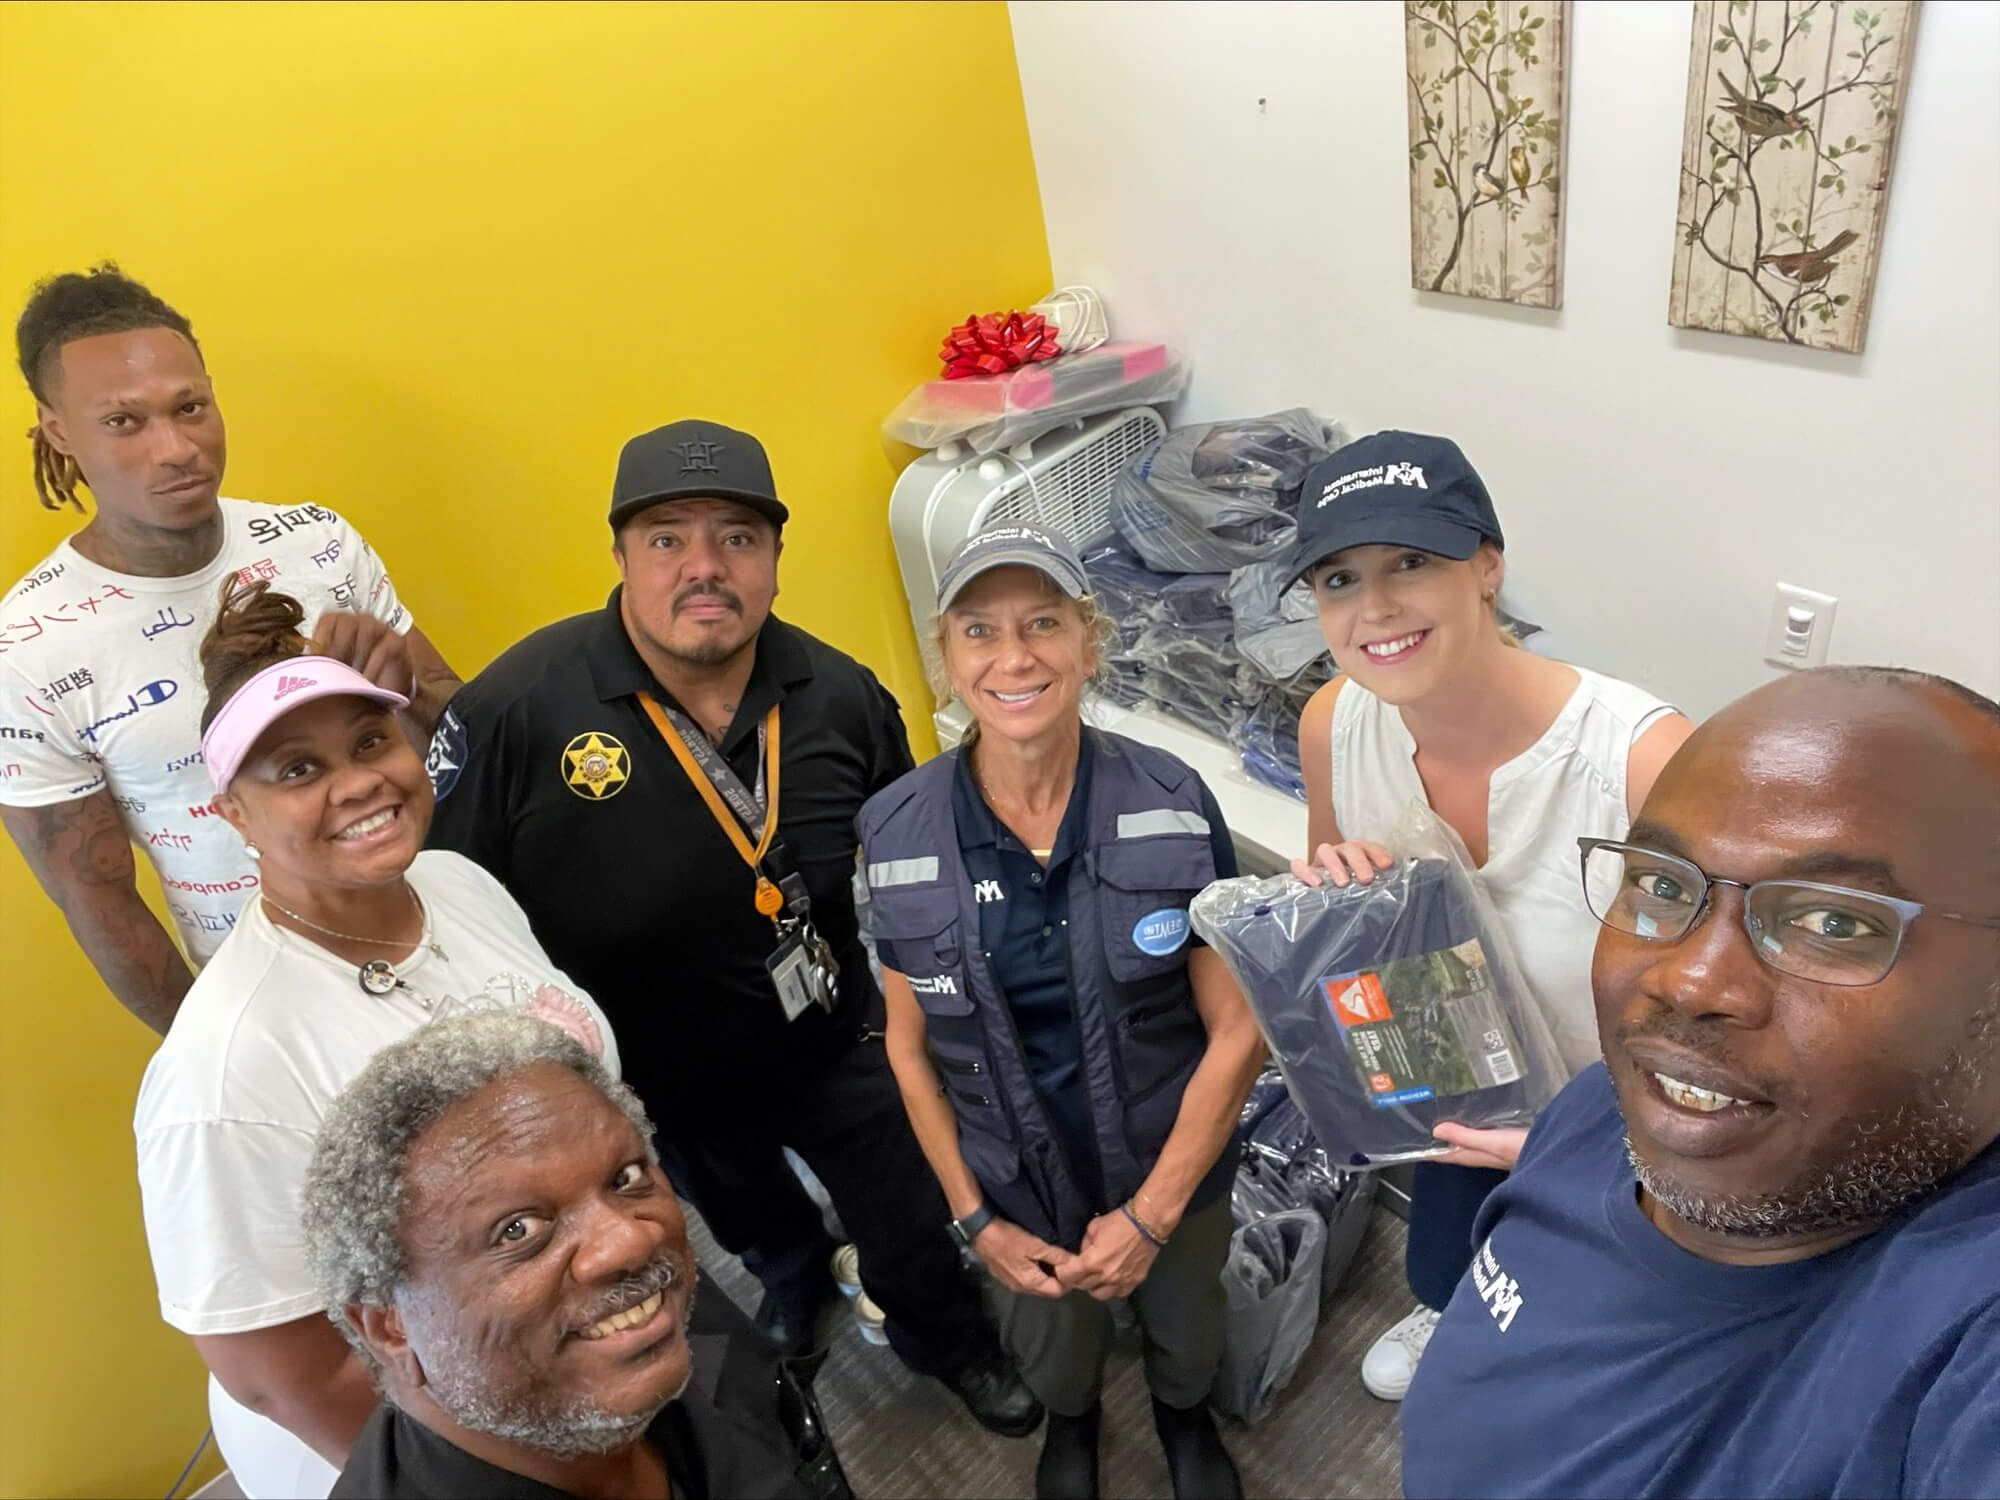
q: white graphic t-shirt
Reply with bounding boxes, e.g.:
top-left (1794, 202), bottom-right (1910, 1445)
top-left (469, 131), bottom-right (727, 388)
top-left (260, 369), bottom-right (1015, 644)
top-left (0, 498), bottom-right (411, 964)
top-left (134, 850), bottom-right (623, 1500)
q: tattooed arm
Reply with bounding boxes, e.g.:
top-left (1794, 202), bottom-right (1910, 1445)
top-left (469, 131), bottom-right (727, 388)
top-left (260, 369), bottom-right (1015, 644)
top-left (3, 791), bottom-right (193, 1034)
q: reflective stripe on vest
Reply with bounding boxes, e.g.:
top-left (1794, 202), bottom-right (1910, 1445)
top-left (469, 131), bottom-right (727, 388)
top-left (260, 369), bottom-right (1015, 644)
top-left (1115, 809), bottom-right (1210, 840)
top-left (867, 856), bottom-right (940, 888)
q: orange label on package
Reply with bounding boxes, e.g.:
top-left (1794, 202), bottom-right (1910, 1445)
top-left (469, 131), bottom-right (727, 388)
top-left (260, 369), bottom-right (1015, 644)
top-left (1324, 972), bottom-right (1394, 1026)
top-left (1368, 1071), bottom-right (1396, 1094)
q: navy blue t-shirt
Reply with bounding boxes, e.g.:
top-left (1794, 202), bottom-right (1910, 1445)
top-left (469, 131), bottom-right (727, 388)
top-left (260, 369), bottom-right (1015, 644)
top-left (1402, 1063), bottom-right (2000, 1499)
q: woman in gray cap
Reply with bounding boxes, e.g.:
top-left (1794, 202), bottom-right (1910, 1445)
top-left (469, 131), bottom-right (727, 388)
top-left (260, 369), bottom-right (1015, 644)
top-left (858, 524), bottom-right (1265, 1500)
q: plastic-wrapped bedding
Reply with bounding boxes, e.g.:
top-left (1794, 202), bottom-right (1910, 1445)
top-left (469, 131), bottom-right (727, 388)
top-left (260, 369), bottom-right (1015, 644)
top-left (1109, 409), bottom-right (1349, 574)
top-left (882, 342), bottom-right (1190, 456)
top-left (1191, 803), bottom-right (1567, 1168)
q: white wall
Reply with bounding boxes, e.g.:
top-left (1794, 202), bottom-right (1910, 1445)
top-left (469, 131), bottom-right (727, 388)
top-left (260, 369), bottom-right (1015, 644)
top-left (1010, 0), bottom-right (2000, 717)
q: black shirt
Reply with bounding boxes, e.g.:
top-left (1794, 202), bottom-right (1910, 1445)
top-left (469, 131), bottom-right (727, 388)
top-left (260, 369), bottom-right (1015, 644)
top-left (332, 1390), bottom-right (802, 1500)
top-left (426, 592), bottom-right (915, 1122)
top-left (933, 736), bottom-right (1237, 1207)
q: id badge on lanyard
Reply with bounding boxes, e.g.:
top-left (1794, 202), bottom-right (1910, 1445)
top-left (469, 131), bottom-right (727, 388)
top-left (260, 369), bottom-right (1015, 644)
top-left (638, 696), bottom-right (839, 1020)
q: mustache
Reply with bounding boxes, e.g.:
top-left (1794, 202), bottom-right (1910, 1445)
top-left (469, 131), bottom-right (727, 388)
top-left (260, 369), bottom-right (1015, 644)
top-left (1615, 1008), bottom-right (1790, 1103)
top-left (673, 582), bottom-right (741, 614)
top-left (152, 470), bottom-right (214, 492)
top-left (564, 1250), bottom-right (688, 1335)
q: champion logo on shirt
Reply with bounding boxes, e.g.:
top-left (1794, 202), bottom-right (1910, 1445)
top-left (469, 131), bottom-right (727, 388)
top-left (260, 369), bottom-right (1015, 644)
top-left (271, 673), bottom-right (316, 701)
top-left (1470, 1234), bottom-right (1524, 1332)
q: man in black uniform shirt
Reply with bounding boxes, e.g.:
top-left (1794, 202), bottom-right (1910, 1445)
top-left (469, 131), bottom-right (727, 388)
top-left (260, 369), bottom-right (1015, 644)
top-left (426, 419), bottom-right (1039, 1435)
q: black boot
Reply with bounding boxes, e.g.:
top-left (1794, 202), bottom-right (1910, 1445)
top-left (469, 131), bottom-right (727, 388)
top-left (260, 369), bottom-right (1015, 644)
top-left (1151, 1396), bottom-right (1241, 1500)
top-left (755, 1263), bottom-right (839, 1360)
top-left (942, 1350), bottom-right (1046, 1438)
top-left (1035, 1403), bottom-right (1101, 1500)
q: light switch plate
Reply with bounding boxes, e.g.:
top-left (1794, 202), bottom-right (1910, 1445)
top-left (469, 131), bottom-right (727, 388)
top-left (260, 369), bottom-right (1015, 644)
top-left (1765, 583), bottom-right (1838, 669)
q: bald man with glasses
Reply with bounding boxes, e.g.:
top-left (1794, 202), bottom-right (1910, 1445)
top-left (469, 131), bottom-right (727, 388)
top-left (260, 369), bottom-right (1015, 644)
top-left (1400, 665), bottom-right (2000, 1500)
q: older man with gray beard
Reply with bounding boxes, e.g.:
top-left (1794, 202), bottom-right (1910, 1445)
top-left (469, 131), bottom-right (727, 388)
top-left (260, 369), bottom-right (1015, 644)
top-left (1400, 666), bottom-right (2000, 1500)
top-left (302, 1012), bottom-right (810, 1500)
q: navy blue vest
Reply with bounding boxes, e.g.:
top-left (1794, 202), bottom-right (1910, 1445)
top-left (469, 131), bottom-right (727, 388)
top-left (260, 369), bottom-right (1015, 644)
top-left (859, 728), bottom-right (1225, 1249)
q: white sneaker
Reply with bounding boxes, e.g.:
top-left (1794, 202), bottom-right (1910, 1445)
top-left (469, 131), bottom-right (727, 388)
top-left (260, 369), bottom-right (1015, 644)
top-left (831, 1243), bottom-right (862, 1299)
top-left (854, 1288), bottom-right (890, 1346)
top-left (1360, 1305), bottom-right (1441, 1401)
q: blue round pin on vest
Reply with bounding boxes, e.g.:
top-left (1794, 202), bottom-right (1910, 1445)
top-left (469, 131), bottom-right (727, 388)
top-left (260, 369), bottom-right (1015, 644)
top-left (1132, 908), bottom-right (1190, 957)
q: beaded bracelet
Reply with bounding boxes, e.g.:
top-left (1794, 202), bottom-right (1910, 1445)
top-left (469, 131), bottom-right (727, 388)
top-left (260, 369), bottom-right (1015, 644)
top-left (1121, 1200), bottom-right (1169, 1248)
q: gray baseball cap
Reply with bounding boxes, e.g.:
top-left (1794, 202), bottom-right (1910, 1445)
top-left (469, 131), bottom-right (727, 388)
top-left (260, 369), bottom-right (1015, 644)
top-left (609, 418), bottom-right (790, 531)
top-left (936, 523), bottom-right (1090, 611)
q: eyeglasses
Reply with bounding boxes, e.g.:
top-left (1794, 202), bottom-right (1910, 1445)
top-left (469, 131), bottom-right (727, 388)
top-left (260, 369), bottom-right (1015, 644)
top-left (1576, 837), bottom-right (2000, 987)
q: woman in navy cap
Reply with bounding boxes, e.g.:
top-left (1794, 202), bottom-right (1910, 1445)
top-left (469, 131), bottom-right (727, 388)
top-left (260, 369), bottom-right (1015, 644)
top-left (859, 524), bottom-right (1266, 1500)
top-left (1287, 430), bottom-right (1694, 1401)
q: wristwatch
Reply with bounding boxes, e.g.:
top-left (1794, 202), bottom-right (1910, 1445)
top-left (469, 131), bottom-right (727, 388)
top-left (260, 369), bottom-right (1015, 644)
top-left (949, 1200), bottom-right (996, 1249)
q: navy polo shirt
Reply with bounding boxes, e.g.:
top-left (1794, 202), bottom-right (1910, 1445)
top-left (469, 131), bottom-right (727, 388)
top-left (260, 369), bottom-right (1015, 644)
top-left (948, 736), bottom-right (1238, 1204)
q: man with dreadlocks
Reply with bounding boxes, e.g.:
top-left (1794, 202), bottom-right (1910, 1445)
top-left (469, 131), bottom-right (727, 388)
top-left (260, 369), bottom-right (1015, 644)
top-left (1, 264), bottom-right (459, 1031)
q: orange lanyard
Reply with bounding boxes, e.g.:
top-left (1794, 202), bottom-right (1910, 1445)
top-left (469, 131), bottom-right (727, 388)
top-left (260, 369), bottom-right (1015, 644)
top-left (638, 697), bottom-right (787, 918)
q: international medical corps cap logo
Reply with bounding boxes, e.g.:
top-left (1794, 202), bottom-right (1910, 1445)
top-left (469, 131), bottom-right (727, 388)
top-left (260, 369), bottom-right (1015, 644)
top-left (674, 440), bottom-right (721, 474)
top-left (562, 731), bottom-right (630, 800)
top-left (1316, 461), bottom-right (1429, 509)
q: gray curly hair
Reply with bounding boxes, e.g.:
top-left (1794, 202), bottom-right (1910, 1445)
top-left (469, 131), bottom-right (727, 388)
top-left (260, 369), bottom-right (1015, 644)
top-left (301, 1010), bottom-right (654, 1372)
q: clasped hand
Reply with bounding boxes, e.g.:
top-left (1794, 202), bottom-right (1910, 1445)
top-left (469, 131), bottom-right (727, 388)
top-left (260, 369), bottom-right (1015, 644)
top-left (974, 1208), bottom-right (1161, 1301)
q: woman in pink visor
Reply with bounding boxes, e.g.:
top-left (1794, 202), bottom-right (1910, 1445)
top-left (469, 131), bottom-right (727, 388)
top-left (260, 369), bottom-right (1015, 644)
top-left (132, 581), bottom-right (622, 1500)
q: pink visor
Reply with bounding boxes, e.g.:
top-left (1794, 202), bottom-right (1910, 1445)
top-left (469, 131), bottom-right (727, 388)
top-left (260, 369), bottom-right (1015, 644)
top-left (201, 657), bottom-right (410, 792)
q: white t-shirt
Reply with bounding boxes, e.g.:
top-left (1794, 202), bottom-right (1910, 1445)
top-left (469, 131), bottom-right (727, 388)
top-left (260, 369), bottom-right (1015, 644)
top-left (133, 850), bottom-right (622, 1500)
top-left (1327, 665), bottom-right (1677, 1075)
top-left (0, 498), bottom-right (411, 964)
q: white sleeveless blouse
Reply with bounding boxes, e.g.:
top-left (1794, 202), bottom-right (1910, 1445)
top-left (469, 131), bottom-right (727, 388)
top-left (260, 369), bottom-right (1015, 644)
top-left (1327, 666), bottom-right (1676, 1076)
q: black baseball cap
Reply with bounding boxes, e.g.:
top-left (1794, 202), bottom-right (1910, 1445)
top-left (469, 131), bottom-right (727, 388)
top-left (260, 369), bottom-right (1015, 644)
top-left (1286, 430), bottom-right (1504, 584)
top-left (608, 419), bottom-right (790, 531)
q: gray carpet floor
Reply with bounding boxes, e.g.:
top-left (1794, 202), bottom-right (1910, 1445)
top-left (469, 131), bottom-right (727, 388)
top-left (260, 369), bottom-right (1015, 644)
top-left (688, 1206), bottom-right (1410, 1500)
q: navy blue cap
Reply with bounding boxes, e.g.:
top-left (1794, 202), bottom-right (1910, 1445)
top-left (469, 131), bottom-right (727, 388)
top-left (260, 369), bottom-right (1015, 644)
top-left (610, 419), bottom-right (789, 531)
top-left (1286, 430), bottom-right (1503, 583)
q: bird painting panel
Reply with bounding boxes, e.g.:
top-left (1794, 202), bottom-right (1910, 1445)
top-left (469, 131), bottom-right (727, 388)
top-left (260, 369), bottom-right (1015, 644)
top-left (1668, 0), bottom-right (1919, 354)
top-left (1404, 0), bottom-right (1570, 309)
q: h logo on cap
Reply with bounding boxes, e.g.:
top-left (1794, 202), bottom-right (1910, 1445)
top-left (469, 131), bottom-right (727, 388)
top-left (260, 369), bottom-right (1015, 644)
top-left (675, 440), bottom-right (721, 474)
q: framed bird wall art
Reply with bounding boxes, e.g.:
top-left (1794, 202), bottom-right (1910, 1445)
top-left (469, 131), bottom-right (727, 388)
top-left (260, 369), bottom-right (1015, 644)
top-left (1404, 0), bottom-right (1571, 309)
top-left (1669, 1), bottom-right (1918, 353)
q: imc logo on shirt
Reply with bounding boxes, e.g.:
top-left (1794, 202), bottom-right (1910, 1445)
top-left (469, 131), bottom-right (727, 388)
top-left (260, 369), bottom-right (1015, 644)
top-left (1131, 908), bottom-right (1190, 957)
top-left (1470, 1234), bottom-right (1524, 1333)
top-left (908, 974), bottom-right (959, 996)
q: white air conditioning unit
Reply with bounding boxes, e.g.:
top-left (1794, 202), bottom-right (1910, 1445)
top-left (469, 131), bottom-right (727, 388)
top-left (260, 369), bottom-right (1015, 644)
top-left (886, 407), bottom-right (1303, 874)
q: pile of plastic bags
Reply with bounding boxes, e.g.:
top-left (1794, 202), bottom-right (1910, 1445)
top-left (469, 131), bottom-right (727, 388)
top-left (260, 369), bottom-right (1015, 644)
top-left (1081, 408), bottom-right (1351, 798)
top-left (1213, 1066), bottom-right (1377, 1424)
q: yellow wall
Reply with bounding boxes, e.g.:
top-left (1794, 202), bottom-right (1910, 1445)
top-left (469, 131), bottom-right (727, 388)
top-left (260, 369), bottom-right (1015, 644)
top-left (0, 4), bottom-right (1048, 1493)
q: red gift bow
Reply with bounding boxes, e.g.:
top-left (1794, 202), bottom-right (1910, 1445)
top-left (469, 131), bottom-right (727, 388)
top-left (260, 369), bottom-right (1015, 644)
top-left (938, 310), bottom-right (1062, 379)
